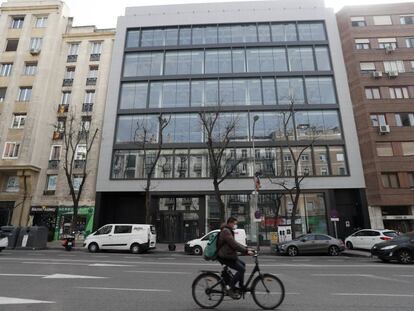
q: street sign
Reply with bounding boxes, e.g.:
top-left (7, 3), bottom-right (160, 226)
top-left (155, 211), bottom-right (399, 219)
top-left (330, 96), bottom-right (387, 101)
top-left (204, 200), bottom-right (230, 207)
top-left (330, 217), bottom-right (339, 222)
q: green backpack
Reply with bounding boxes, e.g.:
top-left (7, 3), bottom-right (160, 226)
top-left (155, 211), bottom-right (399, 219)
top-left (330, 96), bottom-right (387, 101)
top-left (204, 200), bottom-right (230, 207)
top-left (204, 231), bottom-right (220, 261)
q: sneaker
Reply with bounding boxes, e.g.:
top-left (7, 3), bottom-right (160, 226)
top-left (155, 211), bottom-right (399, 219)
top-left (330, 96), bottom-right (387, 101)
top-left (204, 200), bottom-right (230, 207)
top-left (227, 288), bottom-right (241, 299)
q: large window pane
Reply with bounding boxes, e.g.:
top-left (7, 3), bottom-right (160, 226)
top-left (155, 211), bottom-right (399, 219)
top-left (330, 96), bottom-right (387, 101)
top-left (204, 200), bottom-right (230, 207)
top-left (273, 48), bottom-right (288, 71)
top-left (175, 150), bottom-right (189, 178)
top-left (191, 51), bottom-right (204, 74)
top-left (123, 54), bottom-right (138, 77)
top-left (149, 82), bottom-right (163, 108)
top-left (298, 23), bottom-right (326, 41)
top-left (190, 149), bottom-right (208, 177)
top-left (233, 79), bottom-right (248, 105)
top-left (306, 110), bottom-right (325, 139)
top-left (259, 48), bottom-right (274, 72)
top-left (141, 29), bottom-right (154, 47)
top-left (192, 26), bottom-right (205, 44)
top-left (191, 80), bottom-right (204, 107)
top-left (150, 52), bottom-right (163, 75)
top-left (164, 51), bottom-right (178, 75)
top-left (218, 25), bottom-right (232, 43)
top-left (116, 116), bottom-right (133, 143)
top-left (314, 146), bottom-right (330, 176)
top-left (288, 47), bottom-right (315, 71)
top-left (247, 79), bottom-right (262, 105)
top-left (179, 27), bottom-right (191, 45)
top-left (176, 81), bottom-right (190, 107)
top-left (232, 49), bottom-right (246, 73)
top-left (120, 83), bottom-right (148, 109)
top-left (189, 114), bottom-right (203, 142)
top-left (205, 80), bottom-right (218, 106)
top-left (177, 51), bottom-right (192, 74)
top-left (315, 46), bottom-right (331, 71)
top-left (218, 50), bottom-right (232, 73)
top-left (258, 24), bottom-right (271, 42)
top-left (157, 151), bottom-right (174, 178)
top-left (136, 53), bottom-right (151, 76)
top-left (126, 30), bottom-right (140, 48)
top-left (329, 146), bottom-right (348, 175)
top-left (165, 28), bottom-right (178, 46)
top-left (231, 25), bottom-right (244, 43)
top-left (246, 49), bottom-right (260, 72)
top-left (244, 24), bottom-right (258, 42)
top-left (205, 26), bottom-right (218, 44)
top-left (323, 110), bottom-right (342, 140)
top-left (262, 78), bottom-right (276, 105)
top-left (166, 114), bottom-right (190, 143)
top-left (219, 80), bottom-right (234, 106)
top-left (205, 50), bottom-right (219, 74)
top-left (277, 78), bottom-right (305, 104)
top-left (305, 77), bottom-right (336, 104)
top-left (271, 23), bottom-right (297, 41)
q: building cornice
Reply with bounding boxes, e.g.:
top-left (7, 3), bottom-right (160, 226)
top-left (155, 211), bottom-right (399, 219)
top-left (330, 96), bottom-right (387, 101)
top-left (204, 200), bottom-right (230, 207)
top-left (0, 164), bottom-right (41, 172)
top-left (1, 5), bottom-right (60, 13)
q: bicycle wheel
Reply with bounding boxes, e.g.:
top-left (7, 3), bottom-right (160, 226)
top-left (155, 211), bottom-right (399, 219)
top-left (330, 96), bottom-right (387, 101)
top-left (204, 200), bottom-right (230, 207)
top-left (251, 273), bottom-right (285, 310)
top-left (192, 272), bottom-right (224, 309)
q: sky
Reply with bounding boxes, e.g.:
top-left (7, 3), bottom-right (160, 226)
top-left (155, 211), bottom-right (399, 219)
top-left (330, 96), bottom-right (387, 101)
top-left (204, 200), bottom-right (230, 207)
top-left (2, 0), bottom-right (413, 28)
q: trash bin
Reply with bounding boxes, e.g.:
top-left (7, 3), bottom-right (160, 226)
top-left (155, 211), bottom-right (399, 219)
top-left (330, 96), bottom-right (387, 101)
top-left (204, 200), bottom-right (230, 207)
top-left (16, 226), bottom-right (48, 250)
top-left (0, 226), bottom-right (21, 249)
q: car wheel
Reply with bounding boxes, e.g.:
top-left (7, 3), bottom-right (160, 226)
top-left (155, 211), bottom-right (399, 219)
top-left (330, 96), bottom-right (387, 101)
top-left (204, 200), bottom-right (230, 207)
top-left (346, 241), bottom-right (353, 250)
top-left (130, 243), bottom-right (143, 254)
top-left (88, 243), bottom-right (99, 253)
top-left (287, 246), bottom-right (298, 257)
top-left (397, 249), bottom-right (413, 264)
top-left (328, 245), bottom-right (340, 256)
top-left (193, 246), bottom-right (203, 256)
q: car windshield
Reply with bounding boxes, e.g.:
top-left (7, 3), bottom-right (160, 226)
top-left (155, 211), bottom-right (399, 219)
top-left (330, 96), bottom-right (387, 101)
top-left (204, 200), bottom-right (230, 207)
top-left (383, 231), bottom-right (398, 238)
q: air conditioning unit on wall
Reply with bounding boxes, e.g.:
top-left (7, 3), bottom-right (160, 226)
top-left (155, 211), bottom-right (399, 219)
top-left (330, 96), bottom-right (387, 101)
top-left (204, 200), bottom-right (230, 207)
top-left (385, 46), bottom-right (395, 54)
top-left (372, 71), bottom-right (383, 79)
top-left (379, 124), bottom-right (390, 134)
top-left (387, 71), bottom-right (399, 78)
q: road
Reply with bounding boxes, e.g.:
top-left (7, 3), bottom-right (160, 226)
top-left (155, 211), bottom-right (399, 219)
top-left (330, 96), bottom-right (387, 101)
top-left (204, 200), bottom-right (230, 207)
top-left (0, 249), bottom-right (413, 311)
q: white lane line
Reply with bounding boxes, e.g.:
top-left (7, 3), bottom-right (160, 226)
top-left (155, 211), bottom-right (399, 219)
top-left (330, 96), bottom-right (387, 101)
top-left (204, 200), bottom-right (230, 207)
top-left (77, 286), bottom-right (171, 293)
top-left (125, 270), bottom-right (191, 275)
top-left (332, 293), bottom-right (414, 298)
top-left (23, 261), bottom-right (88, 266)
top-left (0, 297), bottom-right (55, 305)
top-left (91, 256), bottom-right (109, 258)
top-left (312, 274), bottom-right (371, 277)
top-left (157, 258), bottom-right (176, 260)
top-left (44, 274), bottom-right (106, 279)
top-left (58, 254), bottom-right (76, 257)
top-left (395, 275), bottom-right (414, 277)
top-left (0, 274), bottom-right (46, 277)
top-left (312, 274), bottom-right (411, 283)
top-left (89, 263), bottom-right (133, 267)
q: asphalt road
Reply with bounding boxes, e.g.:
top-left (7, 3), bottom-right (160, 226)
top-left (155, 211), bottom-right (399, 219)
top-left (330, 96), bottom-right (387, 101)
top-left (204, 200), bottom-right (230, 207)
top-left (0, 249), bottom-right (413, 311)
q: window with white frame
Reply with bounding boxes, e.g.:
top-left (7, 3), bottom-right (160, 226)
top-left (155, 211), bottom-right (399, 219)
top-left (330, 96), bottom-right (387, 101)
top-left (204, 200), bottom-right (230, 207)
top-left (45, 175), bottom-right (57, 191)
top-left (64, 67), bottom-right (75, 79)
top-left (378, 38), bottom-right (397, 49)
top-left (29, 37), bottom-right (42, 50)
top-left (90, 41), bottom-right (102, 55)
top-left (10, 16), bottom-right (24, 29)
top-left (73, 175), bottom-right (83, 191)
top-left (360, 62), bottom-right (376, 72)
top-left (3, 142), bottom-right (20, 158)
top-left (351, 17), bottom-right (366, 27)
top-left (17, 87), bottom-right (32, 101)
top-left (400, 15), bottom-right (414, 24)
top-left (365, 87), bottom-right (381, 99)
top-left (383, 61), bottom-right (405, 73)
top-left (61, 91), bottom-right (71, 105)
top-left (11, 114), bottom-right (26, 129)
top-left (0, 63), bottom-right (13, 76)
top-left (35, 16), bottom-right (48, 28)
top-left (389, 87), bottom-right (409, 99)
top-left (75, 144), bottom-right (87, 160)
top-left (49, 145), bottom-right (61, 160)
top-left (23, 62), bottom-right (37, 75)
top-left (395, 113), bottom-right (414, 126)
top-left (80, 117), bottom-right (91, 132)
top-left (355, 38), bottom-right (370, 49)
top-left (84, 90), bottom-right (95, 103)
top-left (370, 114), bottom-right (387, 127)
top-left (406, 38), bottom-right (414, 48)
top-left (88, 66), bottom-right (99, 78)
top-left (68, 43), bottom-right (80, 56)
top-left (6, 176), bottom-right (19, 192)
top-left (373, 15), bottom-right (392, 25)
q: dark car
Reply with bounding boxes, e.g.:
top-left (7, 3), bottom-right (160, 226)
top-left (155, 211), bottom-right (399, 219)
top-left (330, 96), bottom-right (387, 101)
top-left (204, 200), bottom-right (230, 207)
top-left (276, 234), bottom-right (345, 256)
top-left (371, 232), bottom-right (414, 264)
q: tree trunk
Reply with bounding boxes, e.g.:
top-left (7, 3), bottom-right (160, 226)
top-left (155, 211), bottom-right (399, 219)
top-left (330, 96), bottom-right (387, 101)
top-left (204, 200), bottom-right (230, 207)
top-left (145, 186), bottom-right (151, 224)
top-left (71, 200), bottom-right (78, 235)
top-left (213, 180), bottom-right (225, 223)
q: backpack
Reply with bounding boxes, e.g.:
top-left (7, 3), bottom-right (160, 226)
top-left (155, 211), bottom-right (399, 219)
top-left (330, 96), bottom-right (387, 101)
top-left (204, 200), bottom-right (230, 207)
top-left (203, 231), bottom-right (220, 261)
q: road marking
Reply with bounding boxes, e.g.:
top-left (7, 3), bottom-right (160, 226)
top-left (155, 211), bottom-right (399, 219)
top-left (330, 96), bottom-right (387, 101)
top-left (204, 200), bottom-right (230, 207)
top-left (312, 274), bottom-right (372, 277)
top-left (58, 254), bottom-right (76, 257)
top-left (91, 255), bottom-right (109, 258)
top-left (292, 259), bottom-right (311, 262)
top-left (0, 297), bottom-right (55, 305)
top-left (395, 275), bottom-right (414, 277)
top-left (124, 256), bottom-right (142, 259)
top-left (312, 274), bottom-right (411, 284)
top-left (23, 261), bottom-right (88, 266)
top-left (125, 270), bottom-right (190, 275)
top-left (332, 293), bottom-right (414, 298)
top-left (77, 286), bottom-right (171, 292)
top-left (89, 263), bottom-right (133, 267)
top-left (0, 273), bottom-right (46, 277)
top-left (157, 258), bottom-right (176, 260)
top-left (43, 274), bottom-right (107, 279)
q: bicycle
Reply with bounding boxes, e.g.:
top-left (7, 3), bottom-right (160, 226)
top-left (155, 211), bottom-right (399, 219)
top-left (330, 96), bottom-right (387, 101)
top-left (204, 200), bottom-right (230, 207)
top-left (192, 251), bottom-right (285, 309)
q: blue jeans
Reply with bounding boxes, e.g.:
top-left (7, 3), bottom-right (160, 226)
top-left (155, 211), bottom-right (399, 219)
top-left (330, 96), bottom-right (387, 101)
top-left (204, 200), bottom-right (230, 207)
top-left (219, 258), bottom-right (246, 289)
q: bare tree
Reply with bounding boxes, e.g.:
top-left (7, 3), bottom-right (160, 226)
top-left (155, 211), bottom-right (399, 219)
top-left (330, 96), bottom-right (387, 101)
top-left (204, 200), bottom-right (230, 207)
top-left (133, 114), bottom-right (170, 224)
top-left (269, 98), bottom-right (319, 239)
top-left (61, 113), bottom-right (98, 234)
top-left (198, 110), bottom-right (243, 223)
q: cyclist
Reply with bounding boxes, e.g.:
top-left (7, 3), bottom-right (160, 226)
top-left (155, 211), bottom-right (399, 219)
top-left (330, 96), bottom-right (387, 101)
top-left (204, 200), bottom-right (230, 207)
top-left (217, 216), bottom-right (254, 297)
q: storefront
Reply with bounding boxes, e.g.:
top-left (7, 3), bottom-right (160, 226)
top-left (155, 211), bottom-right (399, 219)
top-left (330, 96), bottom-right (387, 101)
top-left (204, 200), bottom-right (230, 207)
top-left (54, 206), bottom-right (95, 240)
top-left (30, 206), bottom-right (58, 241)
top-left (0, 201), bottom-right (14, 226)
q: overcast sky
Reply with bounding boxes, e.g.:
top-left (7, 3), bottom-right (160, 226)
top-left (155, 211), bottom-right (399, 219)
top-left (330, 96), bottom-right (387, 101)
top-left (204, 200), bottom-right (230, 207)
top-left (3, 0), bottom-right (414, 28)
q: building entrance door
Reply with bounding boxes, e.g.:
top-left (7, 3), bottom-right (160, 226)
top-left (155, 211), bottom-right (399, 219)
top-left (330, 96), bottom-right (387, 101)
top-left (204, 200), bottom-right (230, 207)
top-left (160, 212), bottom-right (183, 243)
top-left (0, 202), bottom-right (14, 226)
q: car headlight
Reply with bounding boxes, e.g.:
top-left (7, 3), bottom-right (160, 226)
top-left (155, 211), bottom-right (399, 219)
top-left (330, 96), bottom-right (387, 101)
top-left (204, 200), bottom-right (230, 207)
top-left (381, 245), bottom-right (397, 250)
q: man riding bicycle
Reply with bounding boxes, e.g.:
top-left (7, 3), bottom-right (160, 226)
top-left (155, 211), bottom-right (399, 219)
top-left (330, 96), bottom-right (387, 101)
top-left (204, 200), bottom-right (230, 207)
top-left (217, 217), bottom-right (254, 298)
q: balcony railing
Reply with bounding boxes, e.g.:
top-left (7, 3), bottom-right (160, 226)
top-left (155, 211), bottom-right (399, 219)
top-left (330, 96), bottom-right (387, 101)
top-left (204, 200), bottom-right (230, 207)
top-left (67, 54), bottom-right (78, 63)
top-left (86, 77), bottom-right (97, 85)
top-left (43, 190), bottom-right (56, 195)
top-left (57, 104), bottom-right (69, 114)
top-left (82, 103), bottom-right (93, 112)
top-left (78, 130), bottom-right (89, 140)
top-left (90, 53), bottom-right (101, 61)
top-left (74, 159), bottom-right (85, 170)
top-left (52, 131), bottom-right (64, 140)
top-left (48, 160), bottom-right (60, 170)
top-left (62, 78), bottom-right (73, 86)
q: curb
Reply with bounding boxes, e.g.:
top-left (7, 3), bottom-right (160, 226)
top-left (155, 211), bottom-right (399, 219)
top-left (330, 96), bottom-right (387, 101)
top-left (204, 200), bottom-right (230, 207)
top-left (341, 251), bottom-right (372, 258)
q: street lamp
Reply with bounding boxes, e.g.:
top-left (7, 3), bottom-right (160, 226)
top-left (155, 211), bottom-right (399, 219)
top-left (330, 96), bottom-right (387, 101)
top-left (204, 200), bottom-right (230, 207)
top-left (251, 115), bottom-right (260, 250)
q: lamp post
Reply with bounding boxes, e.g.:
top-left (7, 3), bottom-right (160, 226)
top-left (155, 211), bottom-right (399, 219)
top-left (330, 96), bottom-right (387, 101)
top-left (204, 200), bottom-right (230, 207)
top-left (251, 115), bottom-right (260, 250)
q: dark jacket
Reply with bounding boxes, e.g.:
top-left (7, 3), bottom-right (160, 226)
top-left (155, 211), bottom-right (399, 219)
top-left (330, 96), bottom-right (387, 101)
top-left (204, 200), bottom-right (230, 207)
top-left (217, 224), bottom-right (247, 260)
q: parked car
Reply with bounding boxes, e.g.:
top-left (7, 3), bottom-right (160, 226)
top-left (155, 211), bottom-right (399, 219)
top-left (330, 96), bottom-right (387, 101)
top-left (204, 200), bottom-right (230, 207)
top-left (83, 224), bottom-right (156, 254)
top-left (345, 229), bottom-right (398, 250)
top-left (276, 234), bottom-right (345, 256)
top-left (371, 232), bottom-right (414, 264)
top-left (185, 229), bottom-right (247, 255)
top-left (0, 232), bottom-right (8, 252)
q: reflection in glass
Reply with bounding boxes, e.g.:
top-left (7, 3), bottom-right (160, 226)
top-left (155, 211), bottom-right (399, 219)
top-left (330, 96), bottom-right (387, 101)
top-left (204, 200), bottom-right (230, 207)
top-left (329, 146), bottom-right (348, 175)
top-left (277, 78), bottom-right (305, 104)
top-left (120, 83), bottom-right (148, 109)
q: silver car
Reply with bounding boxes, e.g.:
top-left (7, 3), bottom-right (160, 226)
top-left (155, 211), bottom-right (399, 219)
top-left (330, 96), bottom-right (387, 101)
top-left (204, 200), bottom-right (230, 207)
top-left (277, 234), bottom-right (345, 256)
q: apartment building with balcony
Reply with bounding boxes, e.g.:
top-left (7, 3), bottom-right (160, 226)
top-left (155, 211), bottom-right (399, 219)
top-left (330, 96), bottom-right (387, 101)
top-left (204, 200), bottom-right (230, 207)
top-left (337, 3), bottom-right (414, 233)
top-left (96, 0), bottom-right (367, 243)
top-left (0, 0), bottom-right (114, 240)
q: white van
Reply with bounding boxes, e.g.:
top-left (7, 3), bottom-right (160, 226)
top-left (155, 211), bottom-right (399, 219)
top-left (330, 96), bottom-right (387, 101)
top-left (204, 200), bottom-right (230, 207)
top-left (185, 229), bottom-right (247, 255)
top-left (0, 236), bottom-right (8, 252)
top-left (84, 224), bottom-right (156, 254)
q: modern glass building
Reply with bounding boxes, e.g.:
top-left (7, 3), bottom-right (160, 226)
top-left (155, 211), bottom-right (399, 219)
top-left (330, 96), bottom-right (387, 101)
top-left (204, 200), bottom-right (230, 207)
top-left (96, 0), bottom-right (367, 243)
